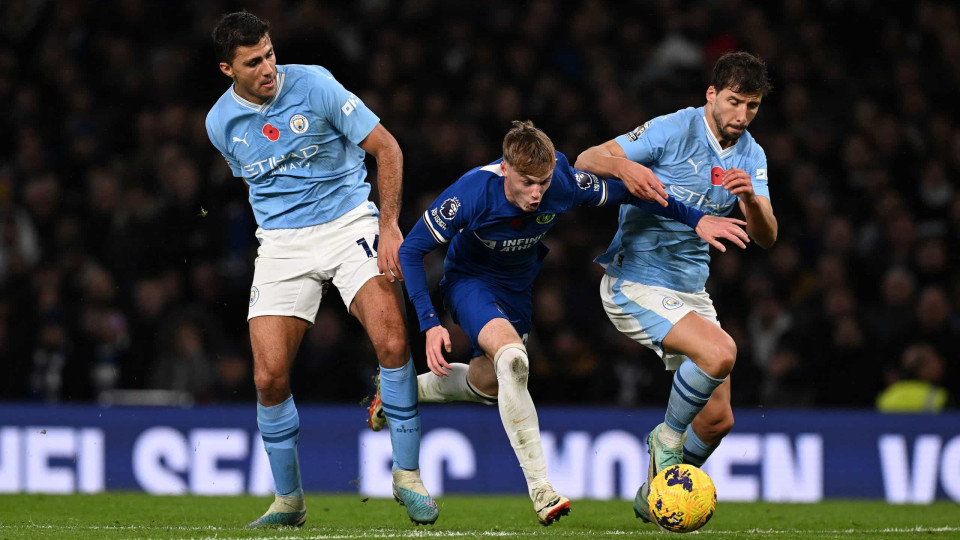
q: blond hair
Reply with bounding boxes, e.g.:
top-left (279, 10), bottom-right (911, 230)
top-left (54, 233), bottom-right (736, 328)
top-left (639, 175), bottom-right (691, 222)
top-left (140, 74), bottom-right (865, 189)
top-left (502, 120), bottom-right (556, 177)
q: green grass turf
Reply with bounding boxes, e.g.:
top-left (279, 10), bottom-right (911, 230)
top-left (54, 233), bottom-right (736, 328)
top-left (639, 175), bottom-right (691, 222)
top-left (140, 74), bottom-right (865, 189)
top-left (0, 493), bottom-right (958, 539)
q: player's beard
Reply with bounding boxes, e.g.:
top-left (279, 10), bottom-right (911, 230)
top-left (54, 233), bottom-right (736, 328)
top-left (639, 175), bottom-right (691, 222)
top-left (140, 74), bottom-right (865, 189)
top-left (712, 109), bottom-right (744, 144)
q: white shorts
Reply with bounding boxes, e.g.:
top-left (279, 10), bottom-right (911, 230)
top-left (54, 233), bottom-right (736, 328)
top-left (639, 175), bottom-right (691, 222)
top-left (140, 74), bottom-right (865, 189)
top-left (248, 202), bottom-right (382, 323)
top-left (599, 273), bottom-right (720, 370)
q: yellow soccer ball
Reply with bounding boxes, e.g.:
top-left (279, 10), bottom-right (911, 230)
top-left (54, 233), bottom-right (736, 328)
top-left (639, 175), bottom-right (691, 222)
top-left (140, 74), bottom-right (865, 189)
top-left (648, 464), bottom-right (717, 533)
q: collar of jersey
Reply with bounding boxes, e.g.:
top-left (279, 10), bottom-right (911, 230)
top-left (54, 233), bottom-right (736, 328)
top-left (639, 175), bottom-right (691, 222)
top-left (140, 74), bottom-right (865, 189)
top-left (699, 107), bottom-right (737, 159)
top-left (230, 69), bottom-right (286, 113)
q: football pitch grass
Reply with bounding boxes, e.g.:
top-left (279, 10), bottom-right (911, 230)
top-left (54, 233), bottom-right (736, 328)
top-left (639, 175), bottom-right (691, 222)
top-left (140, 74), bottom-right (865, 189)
top-left (1, 494), bottom-right (959, 540)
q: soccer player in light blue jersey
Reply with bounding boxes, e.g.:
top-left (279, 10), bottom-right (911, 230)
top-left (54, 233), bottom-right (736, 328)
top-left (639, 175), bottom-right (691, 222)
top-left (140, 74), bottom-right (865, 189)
top-left (205, 12), bottom-right (436, 527)
top-left (369, 121), bottom-right (748, 525)
top-left (575, 51), bottom-right (778, 527)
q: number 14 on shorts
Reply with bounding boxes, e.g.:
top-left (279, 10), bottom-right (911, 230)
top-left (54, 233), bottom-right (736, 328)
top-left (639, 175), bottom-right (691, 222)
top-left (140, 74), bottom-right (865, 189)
top-left (356, 234), bottom-right (379, 258)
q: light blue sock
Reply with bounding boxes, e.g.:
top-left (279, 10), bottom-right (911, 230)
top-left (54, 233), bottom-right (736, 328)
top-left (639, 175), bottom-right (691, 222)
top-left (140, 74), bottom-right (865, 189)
top-left (257, 395), bottom-right (303, 498)
top-left (665, 360), bottom-right (725, 433)
top-left (379, 359), bottom-right (420, 471)
top-left (683, 425), bottom-right (717, 467)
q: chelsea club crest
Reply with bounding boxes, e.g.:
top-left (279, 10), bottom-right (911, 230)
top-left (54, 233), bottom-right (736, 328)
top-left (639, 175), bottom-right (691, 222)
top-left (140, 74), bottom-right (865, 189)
top-left (536, 214), bottom-right (555, 224)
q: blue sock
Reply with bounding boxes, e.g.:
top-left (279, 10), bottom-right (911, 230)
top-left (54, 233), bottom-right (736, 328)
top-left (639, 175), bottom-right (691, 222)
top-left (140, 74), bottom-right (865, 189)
top-left (665, 360), bottom-right (725, 433)
top-left (379, 359), bottom-right (420, 471)
top-left (257, 395), bottom-right (303, 498)
top-left (683, 425), bottom-right (717, 467)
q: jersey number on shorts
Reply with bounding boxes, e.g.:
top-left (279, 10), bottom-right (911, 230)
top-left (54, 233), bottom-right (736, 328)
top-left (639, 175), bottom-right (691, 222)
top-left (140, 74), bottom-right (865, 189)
top-left (356, 234), bottom-right (379, 258)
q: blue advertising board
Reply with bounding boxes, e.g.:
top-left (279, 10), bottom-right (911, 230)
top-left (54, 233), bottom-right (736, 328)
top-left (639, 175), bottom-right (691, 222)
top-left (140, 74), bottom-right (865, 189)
top-left (1, 404), bottom-right (958, 503)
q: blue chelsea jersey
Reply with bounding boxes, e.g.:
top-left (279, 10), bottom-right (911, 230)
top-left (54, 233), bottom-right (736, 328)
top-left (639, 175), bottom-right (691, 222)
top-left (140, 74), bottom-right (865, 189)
top-left (425, 153), bottom-right (609, 291)
top-left (596, 106), bottom-right (771, 293)
top-left (399, 152), bottom-right (706, 331)
top-left (205, 64), bottom-right (380, 229)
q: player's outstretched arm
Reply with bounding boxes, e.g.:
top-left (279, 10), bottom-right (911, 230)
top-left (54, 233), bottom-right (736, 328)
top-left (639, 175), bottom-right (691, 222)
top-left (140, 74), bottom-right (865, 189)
top-left (602, 176), bottom-right (749, 251)
top-left (600, 176), bottom-right (705, 230)
top-left (576, 140), bottom-right (668, 206)
top-left (360, 124), bottom-right (405, 281)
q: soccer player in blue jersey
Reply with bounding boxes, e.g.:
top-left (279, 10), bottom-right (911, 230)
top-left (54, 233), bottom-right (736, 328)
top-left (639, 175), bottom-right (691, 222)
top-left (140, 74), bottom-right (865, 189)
top-left (574, 51), bottom-right (778, 526)
top-left (384, 121), bottom-right (748, 525)
top-left (205, 13), bottom-right (437, 527)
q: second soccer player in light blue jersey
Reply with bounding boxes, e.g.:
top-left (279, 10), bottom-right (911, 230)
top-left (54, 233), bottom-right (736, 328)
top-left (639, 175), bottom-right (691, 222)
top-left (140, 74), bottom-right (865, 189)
top-left (576, 51), bottom-right (778, 528)
top-left (205, 12), bottom-right (436, 527)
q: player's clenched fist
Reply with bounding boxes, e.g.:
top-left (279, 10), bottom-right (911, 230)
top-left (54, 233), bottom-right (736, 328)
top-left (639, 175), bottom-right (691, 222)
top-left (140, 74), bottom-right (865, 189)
top-left (722, 168), bottom-right (755, 200)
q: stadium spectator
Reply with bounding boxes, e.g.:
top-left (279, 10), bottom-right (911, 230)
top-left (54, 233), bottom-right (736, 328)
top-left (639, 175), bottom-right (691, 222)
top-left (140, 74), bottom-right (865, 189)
top-left (877, 344), bottom-right (951, 413)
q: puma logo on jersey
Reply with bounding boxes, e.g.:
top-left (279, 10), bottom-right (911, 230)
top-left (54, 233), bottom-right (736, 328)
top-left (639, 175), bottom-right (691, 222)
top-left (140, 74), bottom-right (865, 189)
top-left (233, 132), bottom-right (249, 146)
top-left (686, 158), bottom-right (705, 174)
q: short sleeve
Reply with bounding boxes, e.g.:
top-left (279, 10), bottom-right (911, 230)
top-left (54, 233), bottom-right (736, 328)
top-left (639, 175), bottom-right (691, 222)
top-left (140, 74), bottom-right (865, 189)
top-left (613, 117), bottom-right (670, 165)
top-left (308, 68), bottom-right (380, 145)
top-left (749, 145), bottom-right (770, 200)
top-left (205, 114), bottom-right (243, 177)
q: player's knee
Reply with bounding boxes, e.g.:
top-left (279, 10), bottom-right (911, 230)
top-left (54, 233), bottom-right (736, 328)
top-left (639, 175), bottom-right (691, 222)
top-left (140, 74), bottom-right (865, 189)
top-left (254, 368), bottom-right (290, 404)
top-left (494, 345), bottom-right (529, 388)
top-left (704, 335), bottom-right (737, 377)
top-left (374, 333), bottom-right (409, 369)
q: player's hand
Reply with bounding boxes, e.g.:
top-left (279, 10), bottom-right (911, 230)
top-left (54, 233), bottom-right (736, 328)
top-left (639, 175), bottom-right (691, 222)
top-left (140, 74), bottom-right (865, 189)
top-left (695, 216), bottom-right (749, 252)
top-left (425, 326), bottom-right (453, 376)
top-left (722, 168), bottom-right (755, 202)
top-left (619, 162), bottom-right (669, 206)
top-left (378, 222), bottom-right (404, 282)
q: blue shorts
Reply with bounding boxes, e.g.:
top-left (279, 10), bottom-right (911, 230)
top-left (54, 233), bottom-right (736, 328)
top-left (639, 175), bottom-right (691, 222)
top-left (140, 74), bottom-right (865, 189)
top-left (441, 276), bottom-right (532, 358)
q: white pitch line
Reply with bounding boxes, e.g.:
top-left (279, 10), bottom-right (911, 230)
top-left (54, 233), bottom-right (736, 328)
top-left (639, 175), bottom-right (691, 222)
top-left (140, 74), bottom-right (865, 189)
top-left (3, 525), bottom-right (959, 537)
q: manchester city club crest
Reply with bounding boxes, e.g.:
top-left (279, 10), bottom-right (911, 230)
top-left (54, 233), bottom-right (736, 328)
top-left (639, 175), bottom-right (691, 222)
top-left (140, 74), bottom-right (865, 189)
top-left (249, 286), bottom-right (260, 307)
top-left (662, 296), bottom-right (684, 310)
top-left (289, 113), bottom-right (309, 134)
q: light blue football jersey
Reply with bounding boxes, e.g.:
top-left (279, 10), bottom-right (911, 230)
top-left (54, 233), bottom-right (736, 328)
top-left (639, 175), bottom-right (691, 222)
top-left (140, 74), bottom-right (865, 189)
top-left (596, 106), bottom-right (771, 293)
top-left (205, 64), bottom-right (380, 229)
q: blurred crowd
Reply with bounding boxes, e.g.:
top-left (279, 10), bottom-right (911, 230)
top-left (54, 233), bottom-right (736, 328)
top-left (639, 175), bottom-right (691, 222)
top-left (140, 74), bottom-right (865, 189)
top-left (1, 0), bottom-right (957, 409)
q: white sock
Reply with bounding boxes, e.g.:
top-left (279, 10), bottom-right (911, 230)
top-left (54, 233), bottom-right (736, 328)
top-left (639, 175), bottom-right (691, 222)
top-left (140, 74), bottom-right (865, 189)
top-left (658, 423), bottom-right (684, 448)
top-left (417, 364), bottom-right (496, 404)
top-left (494, 344), bottom-right (548, 496)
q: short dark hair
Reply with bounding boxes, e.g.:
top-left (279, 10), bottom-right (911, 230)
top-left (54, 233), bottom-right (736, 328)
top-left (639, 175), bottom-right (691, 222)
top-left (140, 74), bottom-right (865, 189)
top-left (711, 51), bottom-right (773, 97)
top-left (212, 12), bottom-right (270, 64)
top-left (502, 120), bottom-right (556, 177)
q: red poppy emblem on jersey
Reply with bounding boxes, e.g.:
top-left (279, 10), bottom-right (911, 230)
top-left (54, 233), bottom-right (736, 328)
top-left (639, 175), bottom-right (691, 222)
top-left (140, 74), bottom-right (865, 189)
top-left (262, 123), bottom-right (280, 141)
top-left (710, 166), bottom-right (724, 186)
top-left (511, 218), bottom-right (523, 228)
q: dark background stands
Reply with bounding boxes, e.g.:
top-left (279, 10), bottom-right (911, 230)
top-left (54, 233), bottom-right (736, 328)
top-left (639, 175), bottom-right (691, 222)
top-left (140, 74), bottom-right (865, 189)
top-left (1, 0), bottom-right (957, 409)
